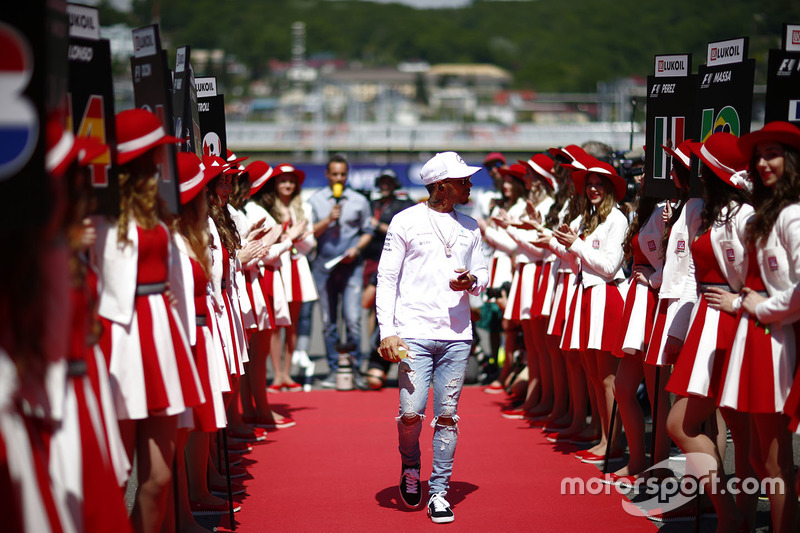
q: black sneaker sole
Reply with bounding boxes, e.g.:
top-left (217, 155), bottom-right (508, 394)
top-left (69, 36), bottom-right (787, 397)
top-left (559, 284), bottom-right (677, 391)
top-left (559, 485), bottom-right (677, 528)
top-left (400, 492), bottom-right (423, 509)
top-left (428, 511), bottom-right (455, 524)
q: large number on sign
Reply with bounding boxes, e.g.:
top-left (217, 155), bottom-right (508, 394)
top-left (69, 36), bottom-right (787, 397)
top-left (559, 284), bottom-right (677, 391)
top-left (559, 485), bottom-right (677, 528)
top-left (0, 23), bottom-right (38, 181)
top-left (71, 94), bottom-right (111, 187)
top-left (700, 106), bottom-right (740, 141)
top-left (651, 116), bottom-right (685, 181)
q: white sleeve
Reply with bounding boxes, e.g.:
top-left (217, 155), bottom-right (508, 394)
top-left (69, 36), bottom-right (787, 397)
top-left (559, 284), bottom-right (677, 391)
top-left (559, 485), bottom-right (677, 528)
top-left (483, 226), bottom-right (518, 255)
top-left (756, 213), bottom-right (800, 324)
top-left (375, 220), bottom-right (406, 340)
top-left (467, 228), bottom-right (488, 296)
top-left (569, 214), bottom-right (626, 277)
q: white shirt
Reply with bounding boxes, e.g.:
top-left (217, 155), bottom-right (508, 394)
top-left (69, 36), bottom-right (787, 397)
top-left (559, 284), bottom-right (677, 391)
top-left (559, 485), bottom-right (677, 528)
top-left (376, 203), bottom-right (488, 341)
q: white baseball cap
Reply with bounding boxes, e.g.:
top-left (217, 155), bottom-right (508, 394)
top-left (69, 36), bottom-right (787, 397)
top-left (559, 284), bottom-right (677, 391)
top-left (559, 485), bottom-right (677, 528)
top-left (419, 151), bottom-right (481, 186)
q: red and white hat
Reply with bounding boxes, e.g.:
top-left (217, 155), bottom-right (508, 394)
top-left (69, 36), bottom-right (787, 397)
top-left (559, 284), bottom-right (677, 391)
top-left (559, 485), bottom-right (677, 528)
top-left (46, 120), bottom-right (106, 178)
top-left (661, 139), bottom-right (696, 171)
top-left (548, 145), bottom-right (589, 167)
top-left (570, 161), bottom-right (627, 202)
top-left (115, 108), bottom-right (182, 165)
top-left (519, 153), bottom-right (556, 191)
top-left (178, 152), bottom-right (224, 205)
top-left (499, 163), bottom-right (529, 189)
top-left (224, 162), bottom-right (246, 176)
top-left (560, 149), bottom-right (601, 173)
top-left (202, 154), bottom-right (230, 181)
top-left (246, 161), bottom-right (274, 195)
top-left (688, 132), bottom-right (749, 190)
top-left (272, 163), bottom-right (306, 188)
top-left (738, 121), bottom-right (800, 159)
top-left (227, 149), bottom-right (248, 166)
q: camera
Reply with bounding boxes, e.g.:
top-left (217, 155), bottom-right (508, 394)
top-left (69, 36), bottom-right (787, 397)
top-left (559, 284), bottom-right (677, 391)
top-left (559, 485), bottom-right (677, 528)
top-left (610, 150), bottom-right (644, 204)
top-left (485, 281), bottom-right (512, 300)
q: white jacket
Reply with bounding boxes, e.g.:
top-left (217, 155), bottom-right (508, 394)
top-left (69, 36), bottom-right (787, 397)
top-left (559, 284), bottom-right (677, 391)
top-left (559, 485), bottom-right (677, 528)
top-left (636, 203), bottom-right (667, 289)
top-left (93, 217), bottom-right (182, 327)
top-left (755, 203), bottom-right (800, 325)
top-left (569, 207), bottom-right (628, 288)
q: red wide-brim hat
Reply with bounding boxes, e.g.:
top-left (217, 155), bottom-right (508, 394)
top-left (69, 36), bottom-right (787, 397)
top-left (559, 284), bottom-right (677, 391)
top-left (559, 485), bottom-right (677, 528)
top-left (178, 152), bottom-right (224, 204)
top-left (738, 121), bottom-right (800, 160)
top-left (271, 163), bottom-right (306, 188)
top-left (115, 108), bottom-right (182, 165)
top-left (688, 132), bottom-right (749, 189)
top-left (661, 139), bottom-right (696, 171)
top-left (247, 161), bottom-right (274, 195)
top-left (519, 153), bottom-right (556, 191)
top-left (570, 161), bottom-right (627, 202)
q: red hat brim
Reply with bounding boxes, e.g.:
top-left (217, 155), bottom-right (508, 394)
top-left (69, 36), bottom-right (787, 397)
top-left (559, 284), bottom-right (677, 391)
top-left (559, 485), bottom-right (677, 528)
top-left (117, 134), bottom-right (182, 165)
top-left (272, 164), bottom-right (306, 188)
top-left (738, 121), bottom-right (800, 160)
top-left (571, 165), bottom-right (627, 202)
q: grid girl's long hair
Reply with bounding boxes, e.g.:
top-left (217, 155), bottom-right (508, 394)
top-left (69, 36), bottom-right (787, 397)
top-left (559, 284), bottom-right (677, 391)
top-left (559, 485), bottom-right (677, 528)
top-left (206, 175), bottom-right (241, 257)
top-left (580, 174), bottom-right (617, 236)
top-left (697, 165), bottom-right (750, 234)
top-left (746, 146), bottom-right (800, 245)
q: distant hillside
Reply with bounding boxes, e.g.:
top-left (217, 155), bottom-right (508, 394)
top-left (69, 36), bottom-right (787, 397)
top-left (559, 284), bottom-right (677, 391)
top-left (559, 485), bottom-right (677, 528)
top-left (119, 0), bottom-right (795, 91)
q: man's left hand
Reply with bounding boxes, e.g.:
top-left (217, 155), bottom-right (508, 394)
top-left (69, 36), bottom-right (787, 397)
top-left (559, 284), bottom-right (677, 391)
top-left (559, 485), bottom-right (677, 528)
top-left (450, 268), bottom-right (475, 292)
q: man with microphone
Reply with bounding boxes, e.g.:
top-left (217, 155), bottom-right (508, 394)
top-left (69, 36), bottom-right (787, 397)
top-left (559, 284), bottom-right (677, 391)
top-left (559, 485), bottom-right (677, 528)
top-left (308, 154), bottom-right (374, 388)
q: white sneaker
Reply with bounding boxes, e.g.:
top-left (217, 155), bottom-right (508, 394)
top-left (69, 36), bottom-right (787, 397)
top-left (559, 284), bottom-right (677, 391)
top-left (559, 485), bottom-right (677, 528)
top-left (427, 492), bottom-right (454, 524)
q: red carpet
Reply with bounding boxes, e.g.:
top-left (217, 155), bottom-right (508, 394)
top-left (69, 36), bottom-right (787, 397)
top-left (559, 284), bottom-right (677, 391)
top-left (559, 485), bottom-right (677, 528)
top-left (214, 387), bottom-right (656, 531)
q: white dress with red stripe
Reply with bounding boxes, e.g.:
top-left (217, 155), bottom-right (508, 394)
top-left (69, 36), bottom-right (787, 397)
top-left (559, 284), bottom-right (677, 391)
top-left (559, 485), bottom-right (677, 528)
top-left (220, 245), bottom-right (247, 375)
top-left (100, 225), bottom-right (204, 419)
top-left (483, 199), bottom-right (526, 290)
top-left (48, 277), bottom-right (134, 533)
top-left (559, 208), bottom-right (628, 352)
top-left (614, 234), bottom-right (659, 358)
top-left (532, 252), bottom-right (558, 318)
top-left (504, 198), bottom-right (555, 321)
top-left (188, 258), bottom-right (228, 430)
top-left (667, 231), bottom-right (737, 398)
top-left (280, 203), bottom-right (319, 304)
top-left (0, 349), bottom-right (66, 533)
top-left (503, 261), bottom-right (540, 321)
top-left (718, 255), bottom-right (795, 413)
top-left (645, 199), bottom-right (704, 366)
top-left (228, 205), bottom-right (272, 331)
top-left (242, 202), bottom-right (292, 326)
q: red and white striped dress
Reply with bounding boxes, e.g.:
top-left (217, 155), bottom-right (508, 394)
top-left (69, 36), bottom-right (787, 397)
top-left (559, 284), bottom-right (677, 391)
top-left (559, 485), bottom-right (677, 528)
top-left (280, 204), bottom-right (319, 304)
top-left (219, 245), bottom-right (247, 376)
top-left (188, 258), bottom-right (227, 431)
top-left (0, 349), bottom-right (66, 533)
top-left (667, 231), bottom-right (737, 398)
top-left (614, 234), bottom-right (659, 358)
top-left (101, 225), bottom-right (204, 419)
top-left (48, 281), bottom-right (132, 533)
top-left (718, 253), bottom-right (796, 413)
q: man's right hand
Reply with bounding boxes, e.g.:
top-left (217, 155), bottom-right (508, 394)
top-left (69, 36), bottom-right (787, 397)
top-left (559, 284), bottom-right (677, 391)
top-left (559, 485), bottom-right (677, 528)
top-left (329, 203), bottom-right (342, 224)
top-left (378, 335), bottom-right (410, 363)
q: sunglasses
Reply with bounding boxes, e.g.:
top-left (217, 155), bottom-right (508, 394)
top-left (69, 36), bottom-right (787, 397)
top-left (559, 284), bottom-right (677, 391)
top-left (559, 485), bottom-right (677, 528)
top-left (484, 161), bottom-right (503, 170)
top-left (446, 176), bottom-right (472, 186)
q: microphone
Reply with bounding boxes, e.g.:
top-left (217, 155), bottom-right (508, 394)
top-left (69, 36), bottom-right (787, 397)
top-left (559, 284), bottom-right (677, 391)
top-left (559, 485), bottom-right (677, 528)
top-left (331, 182), bottom-right (344, 227)
top-left (332, 182), bottom-right (344, 203)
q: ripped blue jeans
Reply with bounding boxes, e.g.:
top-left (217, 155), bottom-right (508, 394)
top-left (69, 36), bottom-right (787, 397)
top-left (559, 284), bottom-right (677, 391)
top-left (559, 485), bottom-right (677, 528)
top-left (396, 339), bottom-right (471, 496)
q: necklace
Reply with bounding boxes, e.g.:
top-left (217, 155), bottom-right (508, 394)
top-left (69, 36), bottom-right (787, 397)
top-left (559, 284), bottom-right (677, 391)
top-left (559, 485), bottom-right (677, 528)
top-left (427, 205), bottom-right (459, 257)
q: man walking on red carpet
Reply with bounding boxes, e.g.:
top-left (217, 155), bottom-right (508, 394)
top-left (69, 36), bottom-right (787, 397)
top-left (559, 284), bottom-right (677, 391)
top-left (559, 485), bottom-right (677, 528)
top-left (376, 151), bottom-right (488, 524)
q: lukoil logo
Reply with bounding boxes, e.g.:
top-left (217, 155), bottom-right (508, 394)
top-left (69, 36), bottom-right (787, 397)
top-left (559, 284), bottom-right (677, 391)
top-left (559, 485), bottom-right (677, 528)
top-left (793, 30), bottom-right (800, 45)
